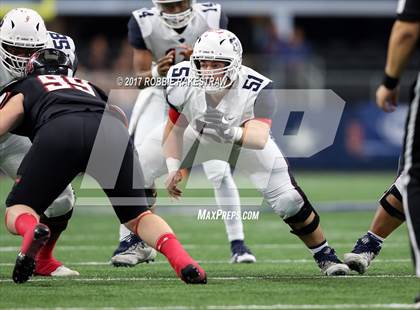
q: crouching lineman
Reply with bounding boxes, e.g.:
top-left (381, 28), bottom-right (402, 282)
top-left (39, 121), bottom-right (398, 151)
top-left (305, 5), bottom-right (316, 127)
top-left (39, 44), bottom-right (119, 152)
top-left (0, 8), bottom-right (78, 277)
top-left (112, 0), bottom-right (255, 267)
top-left (138, 29), bottom-right (350, 276)
top-left (0, 48), bottom-right (206, 284)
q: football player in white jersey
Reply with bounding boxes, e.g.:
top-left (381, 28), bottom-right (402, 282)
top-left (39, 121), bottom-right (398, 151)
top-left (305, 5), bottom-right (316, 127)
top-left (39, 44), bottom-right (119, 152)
top-left (111, 0), bottom-right (256, 266)
top-left (138, 29), bottom-right (351, 276)
top-left (0, 8), bottom-right (78, 277)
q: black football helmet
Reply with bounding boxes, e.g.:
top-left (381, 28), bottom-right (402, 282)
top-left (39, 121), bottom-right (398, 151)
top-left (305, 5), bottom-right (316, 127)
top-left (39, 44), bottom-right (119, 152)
top-left (25, 48), bottom-right (73, 77)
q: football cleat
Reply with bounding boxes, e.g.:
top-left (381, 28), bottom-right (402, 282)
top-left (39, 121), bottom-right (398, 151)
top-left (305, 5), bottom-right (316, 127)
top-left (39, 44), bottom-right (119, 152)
top-left (180, 263), bottom-right (207, 284)
top-left (415, 293), bottom-right (420, 308)
top-left (314, 246), bottom-right (350, 276)
top-left (343, 233), bottom-right (382, 274)
top-left (49, 265), bottom-right (80, 277)
top-left (230, 240), bottom-right (256, 264)
top-left (13, 224), bottom-right (50, 284)
top-left (111, 233), bottom-right (157, 267)
top-left (35, 257), bottom-right (80, 277)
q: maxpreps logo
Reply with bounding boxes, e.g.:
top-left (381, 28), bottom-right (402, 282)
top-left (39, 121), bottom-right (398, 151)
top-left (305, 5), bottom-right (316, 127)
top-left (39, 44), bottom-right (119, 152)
top-left (197, 209), bottom-right (260, 221)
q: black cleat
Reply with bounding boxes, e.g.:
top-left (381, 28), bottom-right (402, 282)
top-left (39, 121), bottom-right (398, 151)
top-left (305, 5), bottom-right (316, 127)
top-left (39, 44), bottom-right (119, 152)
top-left (180, 264), bottom-right (207, 284)
top-left (415, 292), bottom-right (420, 307)
top-left (12, 224), bottom-right (50, 284)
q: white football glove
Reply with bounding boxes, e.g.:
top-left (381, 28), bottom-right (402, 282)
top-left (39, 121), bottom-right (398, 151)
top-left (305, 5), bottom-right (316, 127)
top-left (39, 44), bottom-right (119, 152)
top-left (200, 107), bottom-right (243, 143)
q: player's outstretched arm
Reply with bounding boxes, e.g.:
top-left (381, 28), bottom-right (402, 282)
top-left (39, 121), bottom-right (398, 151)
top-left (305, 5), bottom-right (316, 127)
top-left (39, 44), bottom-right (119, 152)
top-left (0, 93), bottom-right (24, 136)
top-left (162, 116), bottom-right (186, 199)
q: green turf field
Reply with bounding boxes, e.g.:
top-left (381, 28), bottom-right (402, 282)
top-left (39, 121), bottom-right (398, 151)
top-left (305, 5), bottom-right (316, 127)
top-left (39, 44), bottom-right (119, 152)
top-left (0, 172), bottom-right (419, 309)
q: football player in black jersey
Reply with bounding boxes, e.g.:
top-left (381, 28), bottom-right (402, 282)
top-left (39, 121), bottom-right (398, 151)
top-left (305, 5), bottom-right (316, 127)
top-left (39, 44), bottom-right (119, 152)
top-left (0, 48), bottom-right (206, 285)
top-left (360, 0), bottom-right (420, 304)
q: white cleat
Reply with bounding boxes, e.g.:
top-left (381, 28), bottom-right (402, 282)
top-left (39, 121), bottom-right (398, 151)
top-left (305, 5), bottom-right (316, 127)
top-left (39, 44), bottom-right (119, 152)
top-left (111, 235), bottom-right (157, 267)
top-left (314, 246), bottom-right (350, 276)
top-left (50, 265), bottom-right (80, 277)
top-left (344, 234), bottom-right (382, 274)
top-left (322, 262), bottom-right (350, 276)
top-left (343, 252), bottom-right (371, 274)
top-left (230, 241), bottom-right (256, 264)
top-left (230, 252), bottom-right (257, 264)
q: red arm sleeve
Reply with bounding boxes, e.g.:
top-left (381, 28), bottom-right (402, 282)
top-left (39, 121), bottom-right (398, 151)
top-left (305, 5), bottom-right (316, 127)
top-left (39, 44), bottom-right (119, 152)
top-left (168, 107), bottom-right (189, 128)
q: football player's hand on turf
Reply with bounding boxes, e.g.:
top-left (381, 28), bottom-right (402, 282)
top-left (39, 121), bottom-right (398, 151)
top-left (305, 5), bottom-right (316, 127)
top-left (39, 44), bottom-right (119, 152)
top-left (178, 44), bottom-right (193, 60)
top-left (157, 50), bottom-right (176, 76)
top-left (165, 170), bottom-right (183, 199)
top-left (376, 85), bottom-right (399, 112)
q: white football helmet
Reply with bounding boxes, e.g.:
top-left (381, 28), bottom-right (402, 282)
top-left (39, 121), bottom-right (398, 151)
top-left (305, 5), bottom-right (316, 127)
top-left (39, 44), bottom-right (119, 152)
top-left (191, 29), bottom-right (243, 93)
top-left (153, 0), bottom-right (195, 29)
top-left (0, 8), bottom-right (48, 77)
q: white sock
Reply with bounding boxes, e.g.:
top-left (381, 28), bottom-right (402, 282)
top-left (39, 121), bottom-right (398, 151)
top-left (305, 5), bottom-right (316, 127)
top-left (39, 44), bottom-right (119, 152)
top-left (367, 230), bottom-right (385, 242)
top-left (309, 240), bottom-right (329, 254)
top-left (119, 224), bottom-right (132, 241)
top-left (212, 175), bottom-right (244, 242)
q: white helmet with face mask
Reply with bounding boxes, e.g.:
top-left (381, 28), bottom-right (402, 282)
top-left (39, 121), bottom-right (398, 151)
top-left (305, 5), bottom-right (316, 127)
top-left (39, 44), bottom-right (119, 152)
top-left (152, 0), bottom-right (195, 29)
top-left (0, 8), bottom-right (48, 78)
top-left (191, 29), bottom-right (243, 93)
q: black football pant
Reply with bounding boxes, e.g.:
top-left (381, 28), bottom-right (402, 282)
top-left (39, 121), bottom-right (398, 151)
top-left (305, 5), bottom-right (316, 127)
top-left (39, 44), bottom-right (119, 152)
top-left (6, 112), bottom-right (149, 223)
top-left (401, 73), bottom-right (420, 277)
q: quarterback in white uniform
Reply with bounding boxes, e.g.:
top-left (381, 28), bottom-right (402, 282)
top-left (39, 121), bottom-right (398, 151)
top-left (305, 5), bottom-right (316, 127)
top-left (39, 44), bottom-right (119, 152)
top-left (0, 8), bottom-right (78, 277)
top-left (111, 0), bottom-right (256, 266)
top-left (142, 29), bottom-right (350, 276)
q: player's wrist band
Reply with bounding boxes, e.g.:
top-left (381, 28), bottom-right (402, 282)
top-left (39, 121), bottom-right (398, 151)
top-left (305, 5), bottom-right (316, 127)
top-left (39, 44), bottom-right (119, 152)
top-left (232, 127), bottom-right (243, 143)
top-left (166, 157), bottom-right (181, 173)
top-left (151, 65), bottom-right (160, 78)
top-left (382, 73), bottom-right (399, 90)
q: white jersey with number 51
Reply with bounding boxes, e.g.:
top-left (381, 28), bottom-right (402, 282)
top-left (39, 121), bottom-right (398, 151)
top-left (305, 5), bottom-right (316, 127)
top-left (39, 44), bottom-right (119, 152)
top-left (166, 61), bottom-right (273, 132)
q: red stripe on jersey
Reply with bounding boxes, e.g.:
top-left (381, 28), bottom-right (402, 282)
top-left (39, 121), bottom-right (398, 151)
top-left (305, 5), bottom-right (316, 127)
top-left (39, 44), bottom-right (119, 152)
top-left (246, 118), bottom-right (272, 127)
top-left (169, 107), bottom-right (188, 127)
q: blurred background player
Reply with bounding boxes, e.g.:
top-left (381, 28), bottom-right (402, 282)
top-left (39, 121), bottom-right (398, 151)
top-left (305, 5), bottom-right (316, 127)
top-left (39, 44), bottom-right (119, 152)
top-left (0, 8), bottom-right (78, 277)
top-left (1, 48), bottom-right (206, 285)
top-left (139, 29), bottom-right (350, 276)
top-left (111, 0), bottom-right (256, 267)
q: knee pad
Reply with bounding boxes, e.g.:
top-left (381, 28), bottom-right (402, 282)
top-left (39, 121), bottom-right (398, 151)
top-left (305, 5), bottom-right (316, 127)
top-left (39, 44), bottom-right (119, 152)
top-left (284, 202), bottom-right (320, 236)
top-left (43, 186), bottom-right (75, 218)
top-left (379, 184), bottom-right (405, 221)
top-left (266, 188), bottom-right (305, 219)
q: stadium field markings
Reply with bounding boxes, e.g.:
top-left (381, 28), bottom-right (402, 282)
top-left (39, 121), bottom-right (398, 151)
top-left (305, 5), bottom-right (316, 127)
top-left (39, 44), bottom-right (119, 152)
top-left (0, 242), bottom-right (409, 252)
top-left (0, 274), bottom-right (417, 283)
top-left (0, 258), bottom-right (413, 267)
top-left (3, 304), bottom-right (419, 309)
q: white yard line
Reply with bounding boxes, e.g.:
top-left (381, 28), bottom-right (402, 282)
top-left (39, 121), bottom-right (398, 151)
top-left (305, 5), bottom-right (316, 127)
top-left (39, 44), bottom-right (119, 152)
top-left (4, 304), bottom-right (419, 310)
top-left (0, 274), bottom-right (417, 283)
top-left (0, 258), bottom-right (413, 267)
top-left (0, 242), bottom-right (409, 252)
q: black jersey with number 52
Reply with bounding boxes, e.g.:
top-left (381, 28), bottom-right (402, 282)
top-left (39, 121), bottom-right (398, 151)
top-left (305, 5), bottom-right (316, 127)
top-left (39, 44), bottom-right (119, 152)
top-left (2, 75), bottom-right (108, 139)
